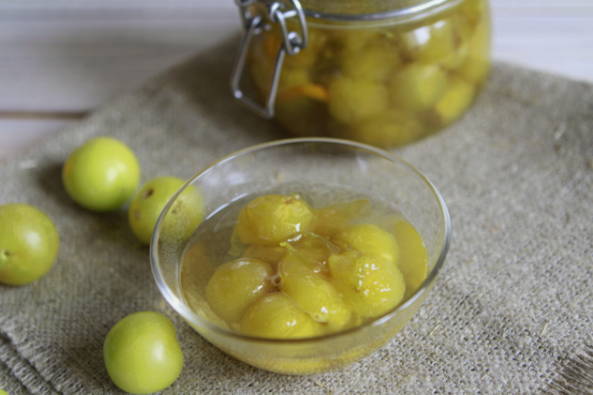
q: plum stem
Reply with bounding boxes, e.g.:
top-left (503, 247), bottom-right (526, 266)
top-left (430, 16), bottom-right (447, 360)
top-left (143, 188), bottom-right (154, 199)
top-left (0, 249), bottom-right (11, 266)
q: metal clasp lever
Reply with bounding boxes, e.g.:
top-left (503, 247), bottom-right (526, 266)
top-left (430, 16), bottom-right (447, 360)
top-left (231, 0), bottom-right (308, 119)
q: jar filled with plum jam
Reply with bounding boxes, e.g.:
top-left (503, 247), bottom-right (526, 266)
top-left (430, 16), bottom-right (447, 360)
top-left (231, 0), bottom-right (491, 148)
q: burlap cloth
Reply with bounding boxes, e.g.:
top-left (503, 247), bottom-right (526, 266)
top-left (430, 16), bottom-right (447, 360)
top-left (1, 36), bottom-right (592, 394)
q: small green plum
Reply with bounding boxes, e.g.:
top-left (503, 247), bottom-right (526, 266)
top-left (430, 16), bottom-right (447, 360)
top-left (393, 219), bottom-right (429, 299)
top-left (328, 77), bottom-right (389, 124)
top-left (334, 224), bottom-right (399, 265)
top-left (348, 111), bottom-right (423, 148)
top-left (434, 77), bottom-right (475, 125)
top-left (279, 252), bottom-right (351, 330)
top-left (329, 252), bottom-right (406, 318)
top-left (239, 293), bottom-right (322, 339)
top-left (0, 204), bottom-right (59, 285)
top-left (103, 312), bottom-right (184, 394)
top-left (389, 64), bottom-right (447, 111)
top-left (338, 29), bottom-right (377, 54)
top-left (341, 40), bottom-right (402, 82)
top-left (236, 194), bottom-right (314, 246)
top-left (62, 137), bottom-right (140, 211)
top-left (128, 177), bottom-right (203, 245)
top-left (205, 258), bottom-right (273, 324)
top-left (399, 19), bottom-right (456, 63)
top-left (288, 235), bottom-right (332, 272)
top-left (456, 18), bottom-right (491, 83)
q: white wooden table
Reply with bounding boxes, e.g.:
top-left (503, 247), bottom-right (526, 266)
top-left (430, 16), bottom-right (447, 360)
top-left (1, 0), bottom-right (592, 159)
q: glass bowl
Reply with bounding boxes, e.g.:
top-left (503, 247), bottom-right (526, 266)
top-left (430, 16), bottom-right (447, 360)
top-left (150, 138), bottom-right (451, 375)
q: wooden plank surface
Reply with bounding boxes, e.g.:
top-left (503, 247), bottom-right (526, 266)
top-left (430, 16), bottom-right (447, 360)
top-left (1, 0), bottom-right (592, 158)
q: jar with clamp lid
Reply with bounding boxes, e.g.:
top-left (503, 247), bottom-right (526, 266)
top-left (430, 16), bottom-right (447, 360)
top-left (231, 0), bottom-right (491, 148)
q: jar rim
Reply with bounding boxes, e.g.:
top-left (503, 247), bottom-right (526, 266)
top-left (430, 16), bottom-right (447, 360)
top-left (301, 0), bottom-right (461, 23)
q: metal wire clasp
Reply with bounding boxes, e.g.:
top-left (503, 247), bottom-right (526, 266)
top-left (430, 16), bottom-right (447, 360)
top-left (231, 0), bottom-right (308, 119)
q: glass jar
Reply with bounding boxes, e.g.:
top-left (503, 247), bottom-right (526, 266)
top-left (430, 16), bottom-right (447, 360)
top-left (231, 0), bottom-right (491, 148)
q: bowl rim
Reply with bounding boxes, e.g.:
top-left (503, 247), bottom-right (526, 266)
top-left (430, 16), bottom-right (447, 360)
top-left (150, 137), bottom-right (451, 344)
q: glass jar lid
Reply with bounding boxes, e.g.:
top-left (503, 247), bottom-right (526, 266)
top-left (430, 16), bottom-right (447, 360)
top-left (299, 0), bottom-right (459, 21)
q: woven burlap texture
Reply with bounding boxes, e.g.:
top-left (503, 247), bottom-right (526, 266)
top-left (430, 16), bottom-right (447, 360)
top-left (1, 38), bottom-right (592, 393)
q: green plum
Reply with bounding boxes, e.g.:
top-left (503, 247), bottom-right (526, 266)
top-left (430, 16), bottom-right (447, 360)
top-left (128, 177), bottom-right (203, 245)
top-left (0, 204), bottom-right (59, 285)
top-left (349, 111), bottom-right (423, 148)
top-left (239, 293), bottom-right (323, 339)
top-left (235, 194), bottom-right (313, 246)
top-left (341, 40), bottom-right (402, 83)
top-left (389, 64), bottom-right (447, 111)
top-left (279, 252), bottom-right (352, 330)
top-left (329, 252), bottom-right (406, 318)
top-left (328, 76), bottom-right (389, 124)
top-left (393, 219), bottom-right (429, 299)
top-left (399, 19), bottom-right (456, 63)
top-left (434, 77), bottom-right (475, 125)
top-left (62, 137), bottom-right (140, 211)
top-left (104, 311), bottom-right (184, 394)
top-left (205, 258), bottom-right (273, 324)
